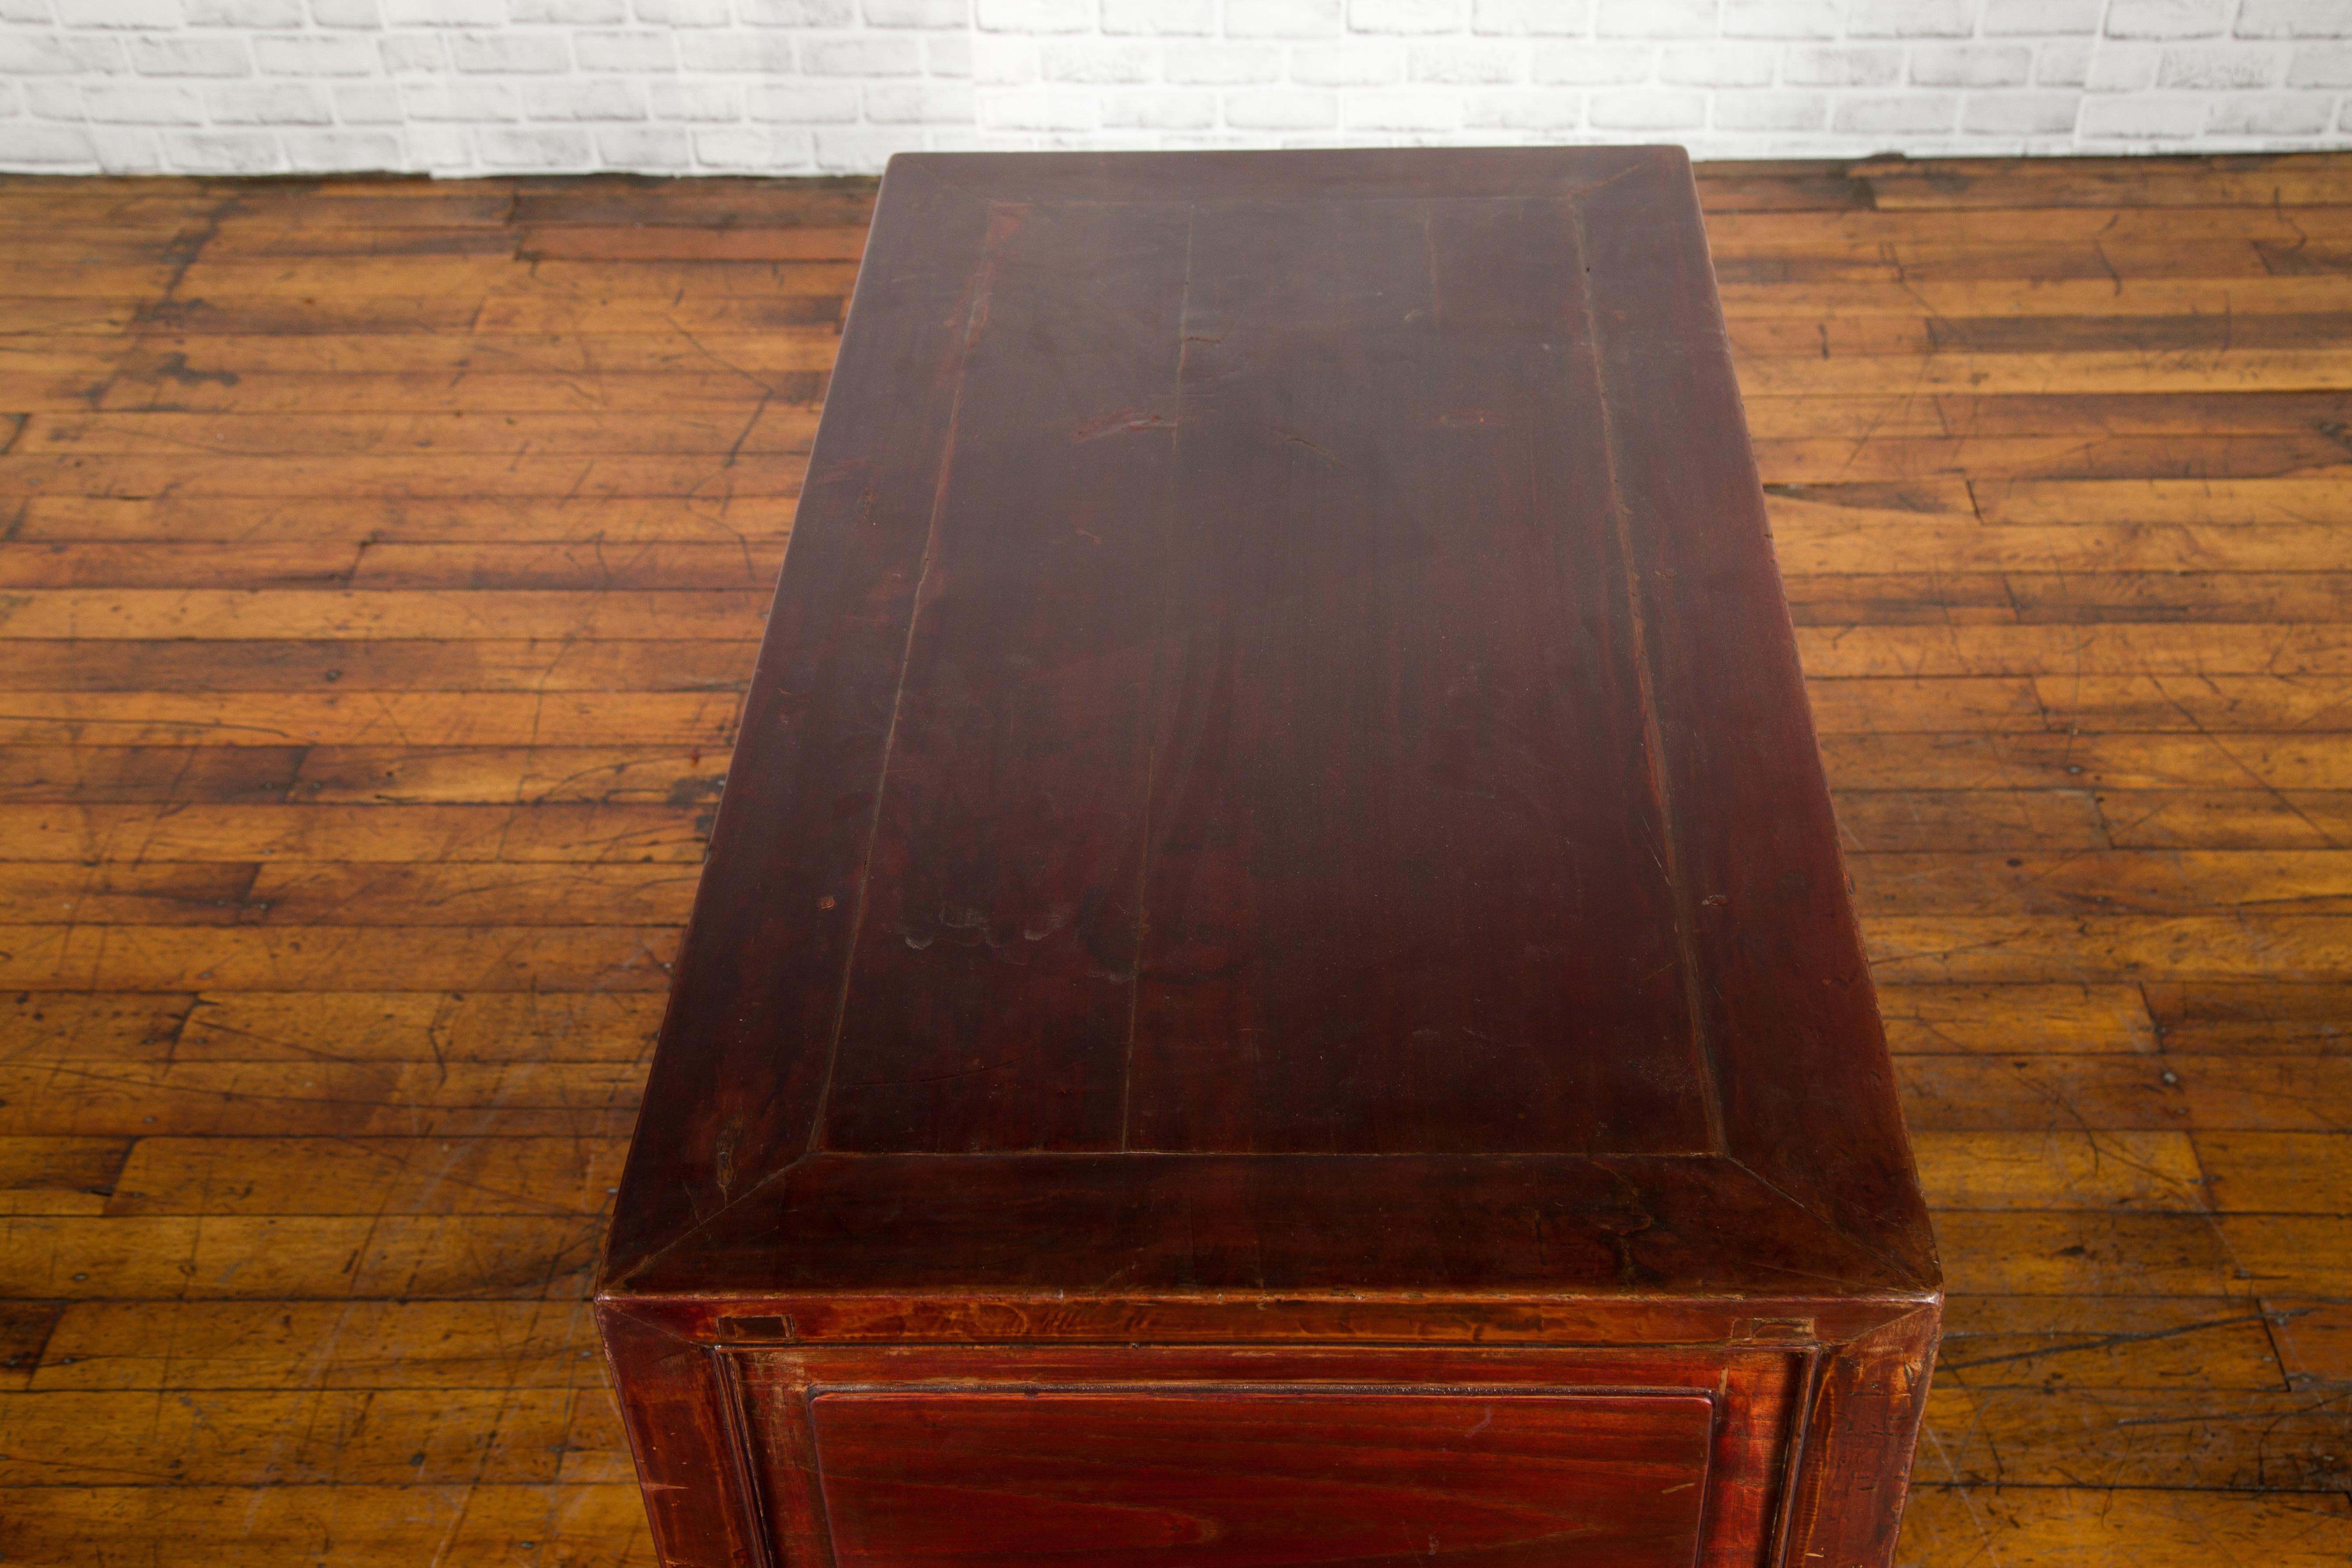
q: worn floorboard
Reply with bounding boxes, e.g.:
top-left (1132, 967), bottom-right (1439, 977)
top-left (2, 154), bottom-right (2351, 1564)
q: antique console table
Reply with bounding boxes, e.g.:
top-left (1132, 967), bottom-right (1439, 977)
top-left (599, 146), bottom-right (1940, 1568)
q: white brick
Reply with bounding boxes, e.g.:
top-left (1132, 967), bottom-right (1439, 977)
top-left (76, 34), bottom-right (133, 69)
top-left (2, 38), bottom-right (47, 78)
top-left (1350, 0), bottom-right (1466, 32)
top-left (2103, 0), bottom-right (2228, 39)
top-left (1909, 44), bottom-right (2032, 85)
top-left (925, 126), bottom-right (1012, 149)
top-left (91, 125), bottom-right (166, 168)
top-left (1982, 0), bottom-right (2101, 32)
top-left (283, 127), bottom-right (405, 164)
top-left (748, 79), bottom-right (856, 116)
top-left (1530, 42), bottom-right (1650, 83)
top-left (1961, 88), bottom-right (2080, 131)
top-left (2085, 41), bottom-right (2160, 90)
top-left (1658, 44), bottom-right (1773, 86)
top-left (130, 34), bottom-right (251, 72)
top-left (477, 124), bottom-right (593, 164)
top-left (25, 80), bottom-right (80, 114)
top-left (256, 33), bottom-right (377, 72)
top-left (2289, 43), bottom-right (2352, 85)
top-left (1225, 0), bottom-right (1342, 38)
top-left (696, 126), bottom-right (811, 166)
top-left (2078, 93), bottom-right (2206, 135)
top-left (1140, 128), bottom-right (1247, 146)
top-left (1709, 87), bottom-right (1826, 128)
top-left (334, 81), bottom-right (402, 118)
top-left (56, 0), bottom-right (181, 23)
top-left (741, 0), bottom-right (853, 18)
top-left (574, 28), bottom-right (675, 67)
top-left (402, 78), bottom-right (516, 117)
top-left (184, 0), bottom-right (300, 22)
top-left (1471, 0), bottom-right (1591, 32)
top-left (0, 34), bottom-right (122, 72)
top-left (1164, 41), bottom-right (1279, 80)
top-left (377, 32), bottom-right (447, 68)
top-left (2158, 43), bottom-right (2286, 87)
top-left (632, 0), bottom-right (725, 20)
top-left (1224, 85), bottom-right (1338, 125)
top-left (403, 121), bottom-right (472, 164)
top-left (1289, 39), bottom-right (1405, 83)
top-left (208, 79), bottom-right (333, 118)
top-left (970, 33), bottom-right (1034, 79)
top-left (521, 77), bottom-right (649, 116)
top-left (382, 0), bottom-right (501, 21)
top-left (1588, 86), bottom-right (1704, 126)
top-left (164, 128), bottom-right (288, 168)
top-left (0, 0), bottom-right (50, 20)
top-left (1342, 86), bottom-right (1463, 127)
top-left (512, 0), bottom-right (623, 15)
top-left (1102, 0), bottom-right (1210, 29)
top-left (1720, 0), bottom-right (1833, 36)
top-left (310, 0), bottom-right (381, 24)
top-left (677, 32), bottom-right (799, 70)
top-left (1832, 91), bottom-right (1960, 132)
top-left (974, 0), bottom-right (1088, 29)
top-left (927, 32), bottom-right (970, 72)
top-left (448, 31), bottom-right (570, 69)
top-left (0, 124), bottom-right (97, 163)
top-left (798, 32), bottom-right (920, 73)
top-left (1783, 46), bottom-right (1902, 85)
top-left (977, 84), bottom-right (1093, 126)
top-left (863, 80), bottom-right (974, 118)
top-left (1595, 0), bottom-right (1712, 38)
top-left (1846, 0), bottom-right (1977, 36)
top-left (1039, 39), bottom-right (1157, 81)
top-left (1461, 85), bottom-right (1582, 125)
top-left (2237, 0), bottom-right (2352, 36)
top-left (0, 82), bottom-right (18, 114)
top-left (866, 0), bottom-right (966, 22)
top-left (2205, 90), bottom-right (2334, 132)
top-left (596, 123), bottom-right (692, 165)
top-left (2035, 38), bottom-right (2091, 85)
top-left (85, 81), bottom-right (205, 121)
top-left (649, 79), bottom-right (740, 116)
top-left (1409, 39), bottom-right (1523, 81)
top-left (1098, 86), bottom-right (1215, 125)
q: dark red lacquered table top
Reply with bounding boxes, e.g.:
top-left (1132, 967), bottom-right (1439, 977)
top-left (602, 146), bottom-right (1936, 1308)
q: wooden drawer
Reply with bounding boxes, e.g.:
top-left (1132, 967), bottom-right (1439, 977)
top-left (804, 1388), bottom-right (1715, 1567)
top-left (691, 1343), bottom-right (1812, 1568)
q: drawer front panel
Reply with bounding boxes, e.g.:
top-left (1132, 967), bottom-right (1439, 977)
top-left (804, 1387), bottom-right (1715, 1568)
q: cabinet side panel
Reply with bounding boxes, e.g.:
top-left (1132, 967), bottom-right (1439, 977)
top-left (1781, 1306), bottom-right (1940, 1568)
top-left (599, 1305), bottom-right (771, 1568)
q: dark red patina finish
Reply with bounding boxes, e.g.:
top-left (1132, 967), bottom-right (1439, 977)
top-left (600, 145), bottom-right (1939, 1568)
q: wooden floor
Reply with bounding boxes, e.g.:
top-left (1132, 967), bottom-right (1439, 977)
top-left (1, 153), bottom-right (2350, 1564)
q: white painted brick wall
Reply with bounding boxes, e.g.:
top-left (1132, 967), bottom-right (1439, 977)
top-left (4, 0), bottom-right (2350, 174)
